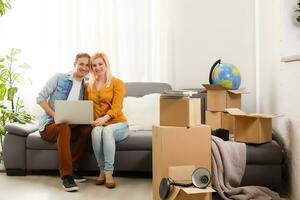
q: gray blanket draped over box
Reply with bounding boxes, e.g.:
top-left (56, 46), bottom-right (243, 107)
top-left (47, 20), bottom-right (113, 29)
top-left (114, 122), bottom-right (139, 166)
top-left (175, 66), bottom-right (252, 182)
top-left (211, 136), bottom-right (283, 200)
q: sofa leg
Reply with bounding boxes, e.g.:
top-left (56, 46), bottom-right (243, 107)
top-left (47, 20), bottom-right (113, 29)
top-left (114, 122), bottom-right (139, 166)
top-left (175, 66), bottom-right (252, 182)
top-left (6, 169), bottom-right (27, 176)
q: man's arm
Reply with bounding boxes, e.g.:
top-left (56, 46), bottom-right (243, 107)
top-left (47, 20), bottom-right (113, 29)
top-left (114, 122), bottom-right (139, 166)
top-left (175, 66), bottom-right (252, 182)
top-left (36, 73), bottom-right (59, 118)
top-left (36, 73), bottom-right (59, 105)
top-left (38, 101), bottom-right (55, 118)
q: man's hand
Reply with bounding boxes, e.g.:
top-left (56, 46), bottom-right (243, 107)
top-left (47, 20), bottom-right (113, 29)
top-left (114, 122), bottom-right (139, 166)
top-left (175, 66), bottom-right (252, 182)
top-left (38, 101), bottom-right (55, 118)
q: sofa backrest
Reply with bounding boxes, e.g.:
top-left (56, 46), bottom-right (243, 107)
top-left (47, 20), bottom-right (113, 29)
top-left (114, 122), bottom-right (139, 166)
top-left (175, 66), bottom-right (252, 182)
top-left (125, 82), bottom-right (172, 97)
top-left (124, 82), bottom-right (208, 124)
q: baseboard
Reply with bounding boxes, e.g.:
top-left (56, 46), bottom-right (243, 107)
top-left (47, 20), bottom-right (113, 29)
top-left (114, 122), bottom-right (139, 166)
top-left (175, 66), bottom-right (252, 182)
top-left (6, 169), bottom-right (27, 176)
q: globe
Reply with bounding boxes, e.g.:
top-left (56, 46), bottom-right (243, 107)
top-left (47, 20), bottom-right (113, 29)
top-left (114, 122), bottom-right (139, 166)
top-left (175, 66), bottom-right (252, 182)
top-left (209, 59), bottom-right (241, 90)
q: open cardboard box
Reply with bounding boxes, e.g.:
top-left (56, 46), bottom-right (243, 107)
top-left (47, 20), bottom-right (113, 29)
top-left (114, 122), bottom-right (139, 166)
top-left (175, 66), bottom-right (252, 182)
top-left (166, 165), bottom-right (215, 200)
top-left (226, 108), bottom-right (279, 144)
top-left (202, 84), bottom-right (248, 112)
top-left (152, 125), bottom-right (211, 200)
top-left (160, 97), bottom-right (201, 127)
top-left (205, 110), bottom-right (234, 133)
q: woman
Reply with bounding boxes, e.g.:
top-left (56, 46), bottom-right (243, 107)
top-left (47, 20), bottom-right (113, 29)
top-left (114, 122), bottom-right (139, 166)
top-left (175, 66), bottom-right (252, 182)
top-left (85, 52), bottom-right (129, 189)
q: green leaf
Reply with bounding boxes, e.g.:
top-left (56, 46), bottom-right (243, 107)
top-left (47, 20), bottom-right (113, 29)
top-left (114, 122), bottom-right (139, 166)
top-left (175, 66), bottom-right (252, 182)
top-left (297, 16), bottom-right (300, 22)
top-left (13, 73), bottom-right (25, 84)
top-left (0, 126), bottom-right (5, 136)
top-left (2, 114), bottom-right (9, 124)
top-left (0, 68), bottom-right (9, 82)
top-left (0, 58), bottom-right (5, 62)
top-left (4, 1), bottom-right (11, 9)
top-left (18, 63), bottom-right (31, 70)
top-left (12, 115), bottom-right (26, 124)
top-left (6, 55), bottom-right (17, 63)
top-left (7, 87), bottom-right (17, 101)
top-left (18, 71), bottom-right (32, 85)
top-left (11, 48), bottom-right (21, 56)
top-left (0, 84), bottom-right (6, 100)
top-left (0, 3), bottom-right (5, 16)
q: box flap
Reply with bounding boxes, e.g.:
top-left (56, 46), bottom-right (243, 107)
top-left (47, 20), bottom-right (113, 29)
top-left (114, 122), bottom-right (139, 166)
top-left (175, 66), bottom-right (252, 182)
top-left (181, 186), bottom-right (216, 194)
top-left (248, 113), bottom-right (279, 118)
top-left (226, 108), bottom-right (280, 119)
top-left (202, 84), bottom-right (225, 90)
top-left (228, 89), bottom-right (250, 94)
top-left (225, 108), bottom-right (248, 116)
top-left (202, 84), bottom-right (249, 94)
top-left (167, 186), bottom-right (181, 200)
top-left (168, 165), bottom-right (195, 183)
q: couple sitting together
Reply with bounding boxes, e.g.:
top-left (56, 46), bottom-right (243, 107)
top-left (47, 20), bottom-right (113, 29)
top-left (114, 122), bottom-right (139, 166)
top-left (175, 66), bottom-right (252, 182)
top-left (36, 52), bottom-right (128, 192)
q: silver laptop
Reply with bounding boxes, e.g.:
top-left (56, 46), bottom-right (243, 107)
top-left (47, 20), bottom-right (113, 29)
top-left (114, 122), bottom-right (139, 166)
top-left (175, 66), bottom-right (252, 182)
top-left (54, 100), bottom-right (93, 124)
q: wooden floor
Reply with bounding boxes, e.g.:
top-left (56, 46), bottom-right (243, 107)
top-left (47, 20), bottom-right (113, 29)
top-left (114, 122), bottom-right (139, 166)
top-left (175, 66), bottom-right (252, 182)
top-left (0, 172), bottom-right (152, 200)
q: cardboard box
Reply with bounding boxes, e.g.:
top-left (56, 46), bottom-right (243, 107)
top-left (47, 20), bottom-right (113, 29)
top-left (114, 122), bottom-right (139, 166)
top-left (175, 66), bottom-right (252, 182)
top-left (226, 108), bottom-right (278, 144)
top-left (205, 111), bottom-right (234, 133)
top-left (160, 98), bottom-right (201, 127)
top-left (202, 84), bottom-right (248, 111)
top-left (165, 165), bottom-right (215, 200)
top-left (152, 125), bottom-right (211, 200)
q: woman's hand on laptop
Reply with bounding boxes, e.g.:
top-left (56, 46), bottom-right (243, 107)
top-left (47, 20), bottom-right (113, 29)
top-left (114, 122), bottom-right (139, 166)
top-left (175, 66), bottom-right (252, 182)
top-left (92, 115), bottom-right (111, 127)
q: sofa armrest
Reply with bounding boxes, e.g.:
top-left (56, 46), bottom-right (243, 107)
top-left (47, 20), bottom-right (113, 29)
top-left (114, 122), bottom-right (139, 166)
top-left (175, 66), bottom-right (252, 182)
top-left (5, 121), bottom-right (39, 137)
top-left (3, 121), bottom-right (38, 175)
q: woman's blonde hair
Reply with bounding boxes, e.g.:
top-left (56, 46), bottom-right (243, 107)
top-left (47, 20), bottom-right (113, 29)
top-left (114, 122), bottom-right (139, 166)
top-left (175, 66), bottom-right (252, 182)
top-left (88, 52), bottom-right (112, 90)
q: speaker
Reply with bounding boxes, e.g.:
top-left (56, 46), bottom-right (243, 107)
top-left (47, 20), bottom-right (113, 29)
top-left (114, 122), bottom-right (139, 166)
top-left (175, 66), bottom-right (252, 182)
top-left (159, 167), bottom-right (211, 200)
top-left (192, 167), bottom-right (211, 188)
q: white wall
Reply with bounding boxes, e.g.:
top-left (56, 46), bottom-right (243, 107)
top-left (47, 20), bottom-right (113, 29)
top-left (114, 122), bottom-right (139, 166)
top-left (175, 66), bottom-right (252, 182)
top-left (170, 0), bottom-right (256, 112)
top-left (258, 0), bottom-right (300, 199)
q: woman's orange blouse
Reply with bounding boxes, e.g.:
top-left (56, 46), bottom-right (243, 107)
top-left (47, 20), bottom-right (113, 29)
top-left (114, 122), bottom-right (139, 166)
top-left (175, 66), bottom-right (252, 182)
top-left (84, 77), bottom-right (127, 126)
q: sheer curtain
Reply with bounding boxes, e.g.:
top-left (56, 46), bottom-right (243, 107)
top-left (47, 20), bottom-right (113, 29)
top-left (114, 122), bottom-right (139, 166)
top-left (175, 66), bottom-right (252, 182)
top-left (0, 0), bottom-right (172, 116)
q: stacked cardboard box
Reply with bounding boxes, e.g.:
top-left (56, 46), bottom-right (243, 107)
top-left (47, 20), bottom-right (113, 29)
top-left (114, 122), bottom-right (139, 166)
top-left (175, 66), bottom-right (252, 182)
top-left (160, 97), bottom-right (201, 127)
top-left (203, 84), bottom-right (278, 144)
top-left (203, 84), bottom-right (248, 135)
top-left (203, 84), bottom-right (246, 111)
top-left (164, 165), bottom-right (215, 200)
top-left (225, 108), bottom-right (279, 144)
top-left (153, 94), bottom-right (214, 200)
top-left (205, 111), bottom-right (234, 133)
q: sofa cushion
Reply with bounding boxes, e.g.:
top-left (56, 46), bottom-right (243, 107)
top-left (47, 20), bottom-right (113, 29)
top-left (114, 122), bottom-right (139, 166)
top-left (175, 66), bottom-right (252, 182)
top-left (27, 130), bottom-right (152, 151)
top-left (84, 130), bottom-right (153, 152)
top-left (27, 131), bottom-right (57, 150)
top-left (27, 130), bottom-right (282, 164)
top-left (123, 93), bottom-right (160, 131)
top-left (116, 130), bottom-right (152, 151)
top-left (246, 140), bottom-right (283, 164)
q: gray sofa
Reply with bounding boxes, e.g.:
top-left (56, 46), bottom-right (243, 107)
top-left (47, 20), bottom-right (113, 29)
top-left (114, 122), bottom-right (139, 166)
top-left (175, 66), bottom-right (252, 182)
top-left (3, 82), bottom-right (284, 191)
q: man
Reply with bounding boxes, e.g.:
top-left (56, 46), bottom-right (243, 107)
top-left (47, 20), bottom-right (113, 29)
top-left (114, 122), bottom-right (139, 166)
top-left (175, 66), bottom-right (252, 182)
top-left (36, 53), bottom-right (92, 192)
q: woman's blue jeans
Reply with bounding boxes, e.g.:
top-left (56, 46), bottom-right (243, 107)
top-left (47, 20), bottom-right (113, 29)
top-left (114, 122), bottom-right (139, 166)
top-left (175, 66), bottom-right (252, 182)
top-left (91, 122), bottom-right (129, 174)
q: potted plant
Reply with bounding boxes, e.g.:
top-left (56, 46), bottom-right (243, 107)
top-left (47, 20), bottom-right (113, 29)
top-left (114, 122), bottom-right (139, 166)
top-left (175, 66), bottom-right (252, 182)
top-left (296, 2), bottom-right (300, 22)
top-left (0, 0), bottom-right (11, 16)
top-left (0, 48), bottom-right (34, 161)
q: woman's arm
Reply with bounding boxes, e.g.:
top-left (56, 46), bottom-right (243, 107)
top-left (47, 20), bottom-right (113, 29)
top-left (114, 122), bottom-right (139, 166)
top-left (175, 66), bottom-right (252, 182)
top-left (106, 79), bottom-right (125, 119)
